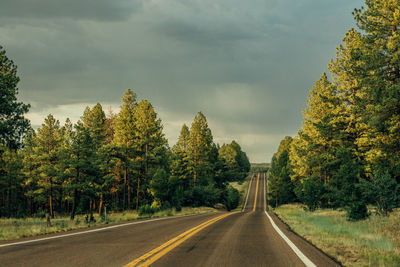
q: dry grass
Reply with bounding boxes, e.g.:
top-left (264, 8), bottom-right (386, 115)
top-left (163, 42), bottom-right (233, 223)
top-left (274, 204), bottom-right (400, 267)
top-left (0, 206), bottom-right (217, 241)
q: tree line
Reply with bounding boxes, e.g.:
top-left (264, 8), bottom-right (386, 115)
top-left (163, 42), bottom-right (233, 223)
top-left (268, 0), bottom-right (400, 220)
top-left (0, 45), bottom-right (250, 219)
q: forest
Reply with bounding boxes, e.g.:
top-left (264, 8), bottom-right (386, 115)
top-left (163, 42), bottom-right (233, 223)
top-left (268, 0), bottom-right (400, 220)
top-left (0, 46), bottom-right (250, 219)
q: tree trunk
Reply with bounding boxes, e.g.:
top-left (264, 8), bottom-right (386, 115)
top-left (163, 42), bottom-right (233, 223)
top-left (136, 177), bottom-right (140, 211)
top-left (128, 185), bottom-right (131, 210)
top-left (98, 194), bottom-right (103, 216)
top-left (50, 177), bottom-right (54, 218)
top-left (123, 165), bottom-right (127, 210)
top-left (70, 189), bottom-right (78, 220)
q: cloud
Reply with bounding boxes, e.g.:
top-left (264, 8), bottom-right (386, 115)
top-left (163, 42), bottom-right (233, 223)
top-left (5, 0), bottom-right (365, 162)
top-left (0, 0), bottom-right (142, 21)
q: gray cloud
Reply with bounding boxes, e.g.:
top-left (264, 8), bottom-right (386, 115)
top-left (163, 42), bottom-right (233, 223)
top-left (2, 0), bottom-right (364, 162)
top-left (0, 0), bottom-right (141, 21)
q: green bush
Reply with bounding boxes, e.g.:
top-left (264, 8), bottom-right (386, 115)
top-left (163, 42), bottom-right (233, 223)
top-left (302, 177), bottom-right (324, 211)
top-left (138, 204), bottom-right (158, 216)
top-left (347, 199), bottom-right (369, 221)
top-left (225, 186), bottom-right (239, 211)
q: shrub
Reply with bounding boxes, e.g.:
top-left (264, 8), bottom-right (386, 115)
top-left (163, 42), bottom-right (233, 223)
top-left (225, 186), bottom-right (239, 211)
top-left (139, 204), bottom-right (158, 216)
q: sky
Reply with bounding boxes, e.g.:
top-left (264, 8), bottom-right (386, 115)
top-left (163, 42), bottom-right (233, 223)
top-left (1, 0), bottom-right (364, 162)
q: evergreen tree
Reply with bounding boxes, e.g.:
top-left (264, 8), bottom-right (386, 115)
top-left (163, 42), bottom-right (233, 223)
top-left (114, 89), bottom-right (137, 210)
top-left (35, 114), bottom-right (63, 218)
top-left (268, 137), bottom-right (296, 207)
top-left (62, 121), bottom-right (99, 219)
top-left (171, 124), bottom-right (191, 190)
top-left (187, 112), bottom-right (214, 186)
top-left (0, 45), bottom-right (31, 150)
top-left (133, 100), bottom-right (168, 210)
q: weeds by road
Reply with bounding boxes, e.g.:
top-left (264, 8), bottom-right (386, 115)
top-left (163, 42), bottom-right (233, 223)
top-left (230, 177), bottom-right (250, 210)
top-left (274, 204), bottom-right (400, 267)
top-left (0, 207), bottom-right (217, 241)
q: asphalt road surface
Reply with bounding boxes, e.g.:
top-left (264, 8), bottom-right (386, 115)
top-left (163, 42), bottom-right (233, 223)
top-left (0, 174), bottom-right (340, 267)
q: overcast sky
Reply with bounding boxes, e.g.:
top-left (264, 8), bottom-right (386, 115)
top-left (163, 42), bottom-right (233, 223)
top-left (1, 0), bottom-right (364, 162)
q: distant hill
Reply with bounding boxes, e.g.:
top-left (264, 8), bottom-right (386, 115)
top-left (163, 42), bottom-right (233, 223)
top-left (250, 163), bottom-right (271, 173)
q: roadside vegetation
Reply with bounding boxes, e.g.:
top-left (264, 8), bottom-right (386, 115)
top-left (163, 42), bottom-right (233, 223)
top-left (0, 206), bottom-right (217, 241)
top-left (267, 1), bottom-right (400, 265)
top-left (0, 45), bottom-right (250, 224)
top-left (268, 0), bottom-right (400, 221)
top-left (274, 204), bottom-right (400, 267)
top-left (229, 176), bottom-right (251, 210)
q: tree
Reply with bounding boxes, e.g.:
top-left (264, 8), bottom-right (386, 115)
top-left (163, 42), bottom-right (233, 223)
top-left (219, 141), bottom-right (250, 182)
top-left (268, 137), bottom-right (296, 207)
top-left (35, 114), bottom-right (63, 218)
top-left (82, 103), bottom-right (107, 148)
top-left (290, 74), bottom-right (346, 208)
top-left (0, 46), bottom-right (31, 150)
top-left (62, 121), bottom-right (99, 220)
top-left (114, 89), bottom-right (137, 210)
top-left (171, 124), bottom-right (191, 189)
top-left (133, 100), bottom-right (168, 210)
top-left (187, 112), bottom-right (214, 187)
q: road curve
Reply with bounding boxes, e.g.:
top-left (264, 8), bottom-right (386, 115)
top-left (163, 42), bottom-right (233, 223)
top-left (0, 174), bottom-right (340, 267)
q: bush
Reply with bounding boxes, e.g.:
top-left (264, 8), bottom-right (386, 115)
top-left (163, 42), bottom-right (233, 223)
top-left (302, 177), bottom-right (324, 211)
top-left (139, 204), bottom-right (158, 216)
top-left (366, 171), bottom-right (399, 216)
top-left (225, 186), bottom-right (239, 211)
top-left (347, 199), bottom-right (369, 221)
top-left (175, 203), bottom-right (182, 212)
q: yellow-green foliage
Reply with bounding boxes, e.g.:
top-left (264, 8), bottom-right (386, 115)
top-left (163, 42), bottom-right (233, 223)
top-left (230, 177), bottom-right (250, 210)
top-left (0, 207), bottom-right (217, 241)
top-left (274, 204), bottom-right (400, 267)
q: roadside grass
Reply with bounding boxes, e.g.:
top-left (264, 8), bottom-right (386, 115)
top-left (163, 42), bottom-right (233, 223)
top-left (230, 177), bottom-right (250, 211)
top-left (274, 204), bottom-right (400, 267)
top-left (0, 206), bottom-right (217, 241)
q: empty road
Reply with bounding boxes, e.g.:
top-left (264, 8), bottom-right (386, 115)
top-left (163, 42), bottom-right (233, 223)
top-left (0, 174), bottom-right (339, 266)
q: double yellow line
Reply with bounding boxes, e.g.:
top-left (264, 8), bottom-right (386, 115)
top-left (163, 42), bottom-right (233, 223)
top-left (124, 212), bottom-right (238, 267)
top-left (253, 173), bottom-right (260, 212)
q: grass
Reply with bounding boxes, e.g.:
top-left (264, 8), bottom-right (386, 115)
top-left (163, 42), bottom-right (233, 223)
top-left (274, 204), bottom-right (400, 267)
top-left (0, 206), bottom-right (217, 241)
top-left (230, 177), bottom-right (250, 210)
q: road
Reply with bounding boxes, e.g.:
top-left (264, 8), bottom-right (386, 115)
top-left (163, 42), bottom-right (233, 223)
top-left (0, 174), bottom-right (339, 267)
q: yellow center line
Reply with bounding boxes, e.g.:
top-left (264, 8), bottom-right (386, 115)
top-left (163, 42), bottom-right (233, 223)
top-left (124, 212), bottom-right (239, 267)
top-left (253, 173), bottom-right (260, 212)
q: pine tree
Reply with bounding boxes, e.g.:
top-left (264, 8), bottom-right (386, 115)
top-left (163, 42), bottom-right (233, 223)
top-left (290, 74), bottom-right (345, 208)
top-left (114, 89), bottom-right (137, 210)
top-left (35, 114), bottom-right (63, 218)
top-left (82, 103), bottom-right (107, 148)
top-left (0, 45), bottom-right (31, 150)
top-left (352, 1), bottom-right (400, 180)
top-left (62, 121), bottom-right (99, 219)
top-left (171, 124), bottom-right (191, 189)
top-left (268, 137), bottom-right (296, 207)
top-left (133, 100), bottom-right (168, 210)
top-left (187, 112), bottom-right (214, 186)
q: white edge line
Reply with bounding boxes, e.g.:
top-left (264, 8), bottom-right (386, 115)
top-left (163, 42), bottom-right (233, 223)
top-left (0, 213), bottom-right (208, 248)
top-left (263, 174), bottom-right (317, 267)
top-left (263, 173), bottom-right (266, 211)
top-left (242, 174), bottom-right (254, 212)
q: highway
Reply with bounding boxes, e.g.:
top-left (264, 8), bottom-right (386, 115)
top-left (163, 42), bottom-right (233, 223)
top-left (0, 174), bottom-right (339, 266)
